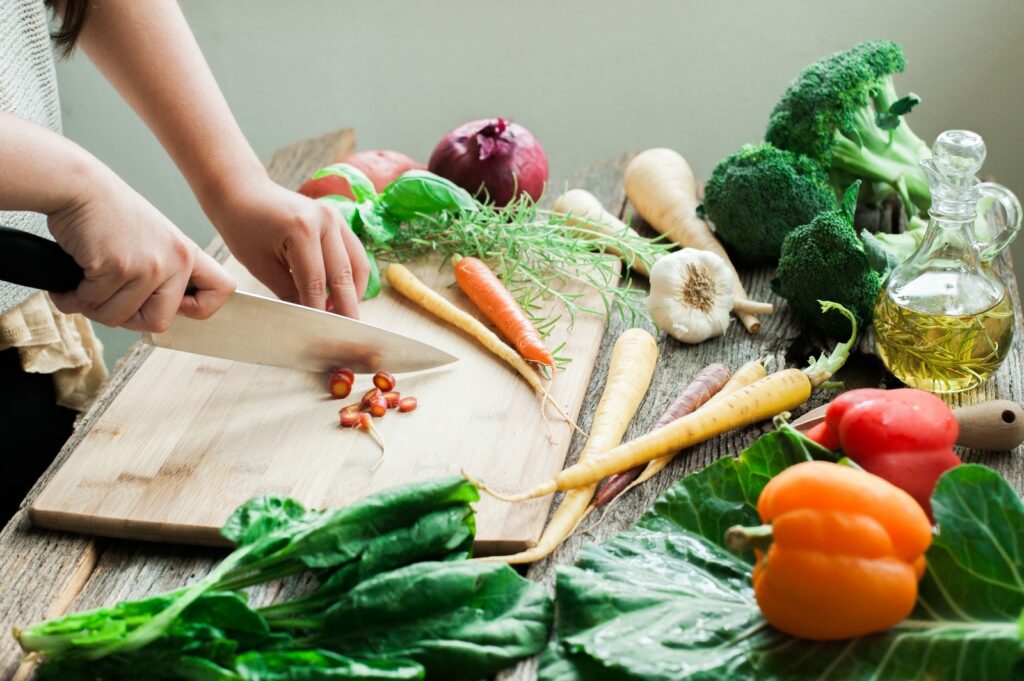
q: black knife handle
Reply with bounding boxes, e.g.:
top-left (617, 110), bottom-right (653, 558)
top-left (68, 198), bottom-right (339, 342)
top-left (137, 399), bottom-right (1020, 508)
top-left (0, 226), bottom-right (84, 293)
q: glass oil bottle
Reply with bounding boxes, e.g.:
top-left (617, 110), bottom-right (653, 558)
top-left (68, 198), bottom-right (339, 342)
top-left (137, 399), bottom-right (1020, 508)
top-left (873, 130), bottom-right (1021, 393)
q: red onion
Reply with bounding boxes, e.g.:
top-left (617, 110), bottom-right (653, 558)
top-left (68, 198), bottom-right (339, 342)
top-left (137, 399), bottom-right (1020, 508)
top-left (428, 118), bottom-right (548, 206)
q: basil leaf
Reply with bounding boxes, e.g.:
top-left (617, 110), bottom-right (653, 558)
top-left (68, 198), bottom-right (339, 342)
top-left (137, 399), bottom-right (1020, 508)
top-left (542, 436), bottom-right (1024, 680)
top-left (362, 251), bottom-right (381, 300)
top-left (317, 195), bottom-right (359, 227)
top-left (378, 170), bottom-right (478, 221)
top-left (357, 203), bottom-right (398, 245)
top-left (313, 164), bottom-right (377, 203)
top-left (311, 561), bottom-right (552, 681)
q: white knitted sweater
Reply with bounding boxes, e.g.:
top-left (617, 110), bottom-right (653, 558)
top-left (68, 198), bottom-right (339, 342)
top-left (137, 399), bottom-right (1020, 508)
top-left (0, 0), bottom-right (61, 314)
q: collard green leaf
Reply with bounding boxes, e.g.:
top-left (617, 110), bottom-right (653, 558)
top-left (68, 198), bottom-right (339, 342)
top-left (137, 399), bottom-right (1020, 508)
top-left (311, 561), bottom-right (553, 681)
top-left (313, 164), bottom-right (378, 203)
top-left (378, 170), bottom-right (478, 221)
top-left (541, 435), bottom-right (1024, 680)
top-left (234, 650), bottom-right (424, 680)
top-left (639, 425), bottom-right (835, 560)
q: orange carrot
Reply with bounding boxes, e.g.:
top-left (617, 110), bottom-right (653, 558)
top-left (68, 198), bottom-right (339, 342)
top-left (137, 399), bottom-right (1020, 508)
top-left (453, 255), bottom-right (554, 367)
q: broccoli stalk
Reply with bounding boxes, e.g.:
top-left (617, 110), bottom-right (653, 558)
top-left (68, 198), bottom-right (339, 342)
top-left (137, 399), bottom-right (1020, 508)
top-left (766, 40), bottom-right (931, 217)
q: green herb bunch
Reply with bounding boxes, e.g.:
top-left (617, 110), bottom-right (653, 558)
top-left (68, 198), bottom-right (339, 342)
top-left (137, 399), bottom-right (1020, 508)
top-left (314, 165), bottom-right (670, 335)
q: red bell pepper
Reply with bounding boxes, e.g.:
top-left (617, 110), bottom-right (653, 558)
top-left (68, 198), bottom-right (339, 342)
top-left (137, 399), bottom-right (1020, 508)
top-left (804, 388), bottom-right (960, 519)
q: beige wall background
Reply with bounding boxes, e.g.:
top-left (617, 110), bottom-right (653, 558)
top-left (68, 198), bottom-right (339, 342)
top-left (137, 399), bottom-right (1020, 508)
top-left (55, 0), bottom-right (1024, 362)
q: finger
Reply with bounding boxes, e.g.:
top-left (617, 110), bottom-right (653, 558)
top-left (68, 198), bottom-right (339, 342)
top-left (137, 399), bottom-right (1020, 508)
top-left (253, 257), bottom-right (301, 304)
top-left (178, 250), bottom-right (237, 320)
top-left (85, 276), bottom-right (158, 329)
top-left (123, 268), bottom-right (189, 333)
top-left (49, 269), bottom-right (129, 317)
top-left (337, 222), bottom-right (371, 300)
top-left (284, 232), bottom-right (328, 310)
top-left (322, 225), bottom-right (360, 319)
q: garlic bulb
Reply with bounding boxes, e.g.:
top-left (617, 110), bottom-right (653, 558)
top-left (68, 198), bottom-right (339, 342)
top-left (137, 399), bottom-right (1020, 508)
top-left (647, 248), bottom-right (734, 343)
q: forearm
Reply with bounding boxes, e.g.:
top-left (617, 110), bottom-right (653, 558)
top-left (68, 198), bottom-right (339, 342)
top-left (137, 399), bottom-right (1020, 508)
top-left (75, 0), bottom-right (265, 212)
top-left (0, 111), bottom-right (105, 216)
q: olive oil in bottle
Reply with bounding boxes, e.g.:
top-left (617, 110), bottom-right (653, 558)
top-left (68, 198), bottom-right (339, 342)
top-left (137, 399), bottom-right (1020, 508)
top-left (873, 284), bottom-right (1014, 393)
top-left (872, 130), bottom-right (1021, 393)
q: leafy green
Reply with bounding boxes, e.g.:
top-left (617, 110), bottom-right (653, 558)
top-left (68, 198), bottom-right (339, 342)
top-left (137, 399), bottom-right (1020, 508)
top-left (313, 164), bottom-right (377, 203)
top-left (234, 650), bottom-right (424, 680)
top-left (307, 561), bottom-right (553, 681)
top-left (541, 429), bottom-right (1024, 680)
top-left (378, 170), bottom-right (477, 221)
top-left (20, 477), bottom-right (549, 681)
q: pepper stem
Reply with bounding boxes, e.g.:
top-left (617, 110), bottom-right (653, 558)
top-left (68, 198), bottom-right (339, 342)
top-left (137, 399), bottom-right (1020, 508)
top-left (725, 524), bottom-right (774, 552)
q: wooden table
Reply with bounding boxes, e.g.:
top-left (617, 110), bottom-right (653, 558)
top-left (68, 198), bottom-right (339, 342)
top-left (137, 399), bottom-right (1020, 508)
top-left (2, 131), bottom-right (1021, 681)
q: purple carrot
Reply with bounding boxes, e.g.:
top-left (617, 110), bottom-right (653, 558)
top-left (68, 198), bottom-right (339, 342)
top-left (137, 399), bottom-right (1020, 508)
top-left (592, 362), bottom-right (732, 507)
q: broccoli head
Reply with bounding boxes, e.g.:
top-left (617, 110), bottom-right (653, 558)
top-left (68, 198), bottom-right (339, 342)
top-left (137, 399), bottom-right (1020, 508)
top-left (774, 181), bottom-right (881, 339)
top-left (704, 143), bottom-right (837, 264)
top-left (766, 40), bottom-right (931, 217)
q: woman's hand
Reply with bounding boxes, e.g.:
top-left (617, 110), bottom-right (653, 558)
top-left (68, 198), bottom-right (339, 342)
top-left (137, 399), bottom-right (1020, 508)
top-left (47, 162), bottom-right (236, 332)
top-left (207, 177), bottom-right (371, 318)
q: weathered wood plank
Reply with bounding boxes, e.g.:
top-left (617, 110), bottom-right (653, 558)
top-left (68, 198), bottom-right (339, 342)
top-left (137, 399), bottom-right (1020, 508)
top-left (0, 129), bottom-right (356, 679)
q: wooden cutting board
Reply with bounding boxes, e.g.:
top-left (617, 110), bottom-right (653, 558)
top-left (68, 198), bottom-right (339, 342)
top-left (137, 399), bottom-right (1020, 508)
top-left (29, 130), bottom-right (616, 555)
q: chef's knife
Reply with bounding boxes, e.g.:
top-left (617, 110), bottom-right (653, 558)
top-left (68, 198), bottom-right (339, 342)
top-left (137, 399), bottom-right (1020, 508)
top-left (0, 226), bottom-right (457, 374)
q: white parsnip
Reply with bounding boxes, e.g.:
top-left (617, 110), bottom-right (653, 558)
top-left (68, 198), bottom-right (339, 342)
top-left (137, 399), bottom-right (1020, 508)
top-left (624, 148), bottom-right (762, 333)
top-left (481, 328), bottom-right (658, 564)
top-left (553, 189), bottom-right (652, 276)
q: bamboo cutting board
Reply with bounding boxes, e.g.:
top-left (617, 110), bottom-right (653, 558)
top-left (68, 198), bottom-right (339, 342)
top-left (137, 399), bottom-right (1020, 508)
top-left (29, 131), bottom-right (613, 555)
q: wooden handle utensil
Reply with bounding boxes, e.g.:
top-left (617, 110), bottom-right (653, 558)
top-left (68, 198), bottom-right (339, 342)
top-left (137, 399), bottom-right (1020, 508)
top-left (792, 399), bottom-right (1024, 451)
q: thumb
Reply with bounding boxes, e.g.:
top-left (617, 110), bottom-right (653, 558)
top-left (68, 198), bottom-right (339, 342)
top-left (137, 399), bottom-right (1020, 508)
top-left (178, 249), bottom-right (236, 320)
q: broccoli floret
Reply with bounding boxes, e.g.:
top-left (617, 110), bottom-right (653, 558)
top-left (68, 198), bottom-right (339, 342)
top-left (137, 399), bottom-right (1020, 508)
top-left (704, 143), bottom-right (837, 264)
top-left (774, 182), bottom-right (881, 338)
top-left (766, 40), bottom-right (931, 217)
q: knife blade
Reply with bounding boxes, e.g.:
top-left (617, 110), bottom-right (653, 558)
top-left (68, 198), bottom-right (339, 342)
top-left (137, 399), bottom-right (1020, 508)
top-left (143, 290), bottom-right (457, 374)
top-left (0, 225), bottom-right (457, 374)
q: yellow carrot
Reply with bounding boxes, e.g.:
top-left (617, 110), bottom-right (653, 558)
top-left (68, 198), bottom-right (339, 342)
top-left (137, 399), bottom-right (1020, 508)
top-left (481, 328), bottom-right (658, 564)
top-left (477, 369), bottom-right (812, 502)
top-left (553, 189), bottom-right (652, 277)
top-left (473, 302), bottom-right (857, 503)
top-left (385, 263), bottom-right (583, 434)
top-left (623, 356), bottom-right (769, 492)
top-left (624, 148), bottom-right (761, 333)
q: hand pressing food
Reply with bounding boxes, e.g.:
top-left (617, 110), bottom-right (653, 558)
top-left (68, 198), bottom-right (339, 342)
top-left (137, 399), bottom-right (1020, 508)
top-left (727, 461), bottom-right (932, 640)
top-left (803, 388), bottom-right (961, 518)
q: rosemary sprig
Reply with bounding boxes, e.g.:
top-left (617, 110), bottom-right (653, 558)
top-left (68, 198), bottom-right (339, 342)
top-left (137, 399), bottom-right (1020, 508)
top-left (374, 196), bottom-right (671, 336)
top-left (873, 295), bottom-right (1014, 391)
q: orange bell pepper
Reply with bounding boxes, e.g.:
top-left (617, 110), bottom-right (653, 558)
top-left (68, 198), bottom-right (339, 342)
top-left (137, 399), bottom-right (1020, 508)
top-left (727, 461), bottom-right (932, 640)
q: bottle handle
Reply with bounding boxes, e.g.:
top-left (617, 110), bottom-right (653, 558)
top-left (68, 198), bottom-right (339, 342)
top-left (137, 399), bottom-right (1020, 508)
top-left (977, 182), bottom-right (1022, 261)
